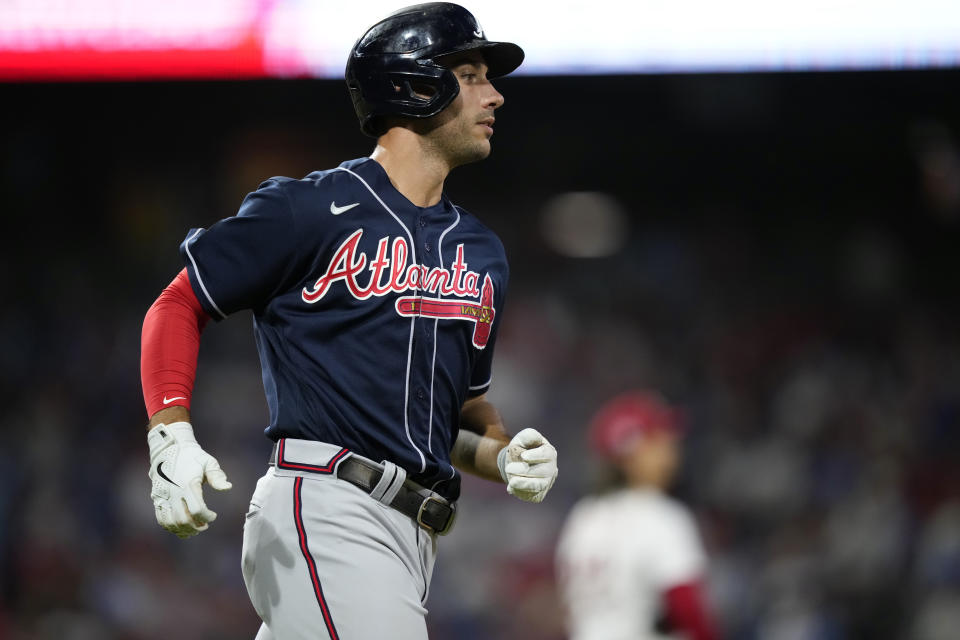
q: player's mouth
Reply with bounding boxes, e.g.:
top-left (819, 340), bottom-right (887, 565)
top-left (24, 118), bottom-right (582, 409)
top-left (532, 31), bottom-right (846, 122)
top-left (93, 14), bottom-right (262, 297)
top-left (477, 117), bottom-right (495, 136)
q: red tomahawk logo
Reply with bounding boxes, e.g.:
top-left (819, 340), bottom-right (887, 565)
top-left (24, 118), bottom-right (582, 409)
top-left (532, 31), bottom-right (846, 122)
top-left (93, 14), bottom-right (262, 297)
top-left (396, 274), bottom-right (495, 348)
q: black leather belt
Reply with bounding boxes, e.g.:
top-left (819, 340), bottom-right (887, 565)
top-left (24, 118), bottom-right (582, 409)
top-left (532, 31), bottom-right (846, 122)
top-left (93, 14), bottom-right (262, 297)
top-left (269, 444), bottom-right (456, 535)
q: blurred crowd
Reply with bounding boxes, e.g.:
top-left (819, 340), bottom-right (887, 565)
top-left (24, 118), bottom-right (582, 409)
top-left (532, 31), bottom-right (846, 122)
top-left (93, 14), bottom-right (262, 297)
top-left (2, 74), bottom-right (960, 639)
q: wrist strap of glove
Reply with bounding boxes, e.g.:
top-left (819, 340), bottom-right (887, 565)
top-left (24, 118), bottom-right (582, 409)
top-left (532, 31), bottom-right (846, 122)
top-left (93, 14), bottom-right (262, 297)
top-left (497, 445), bottom-right (509, 483)
top-left (147, 421), bottom-right (197, 461)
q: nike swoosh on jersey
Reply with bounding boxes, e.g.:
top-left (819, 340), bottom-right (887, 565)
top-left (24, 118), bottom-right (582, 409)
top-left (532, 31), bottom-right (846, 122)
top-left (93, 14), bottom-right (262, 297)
top-left (330, 201), bottom-right (360, 215)
top-left (163, 396), bottom-right (187, 404)
top-left (473, 30), bottom-right (483, 38)
top-left (157, 461), bottom-right (179, 487)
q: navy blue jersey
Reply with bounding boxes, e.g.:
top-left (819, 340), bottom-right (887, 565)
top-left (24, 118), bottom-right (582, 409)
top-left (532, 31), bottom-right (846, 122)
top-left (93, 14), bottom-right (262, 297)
top-left (179, 158), bottom-right (508, 500)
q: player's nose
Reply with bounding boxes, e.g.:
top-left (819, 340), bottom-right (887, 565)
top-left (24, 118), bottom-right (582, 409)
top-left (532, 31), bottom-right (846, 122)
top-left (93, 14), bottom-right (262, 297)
top-left (485, 84), bottom-right (505, 110)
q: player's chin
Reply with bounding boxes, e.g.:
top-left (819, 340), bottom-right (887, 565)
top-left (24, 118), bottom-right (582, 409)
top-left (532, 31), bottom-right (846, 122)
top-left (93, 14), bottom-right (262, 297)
top-left (453, 140), bottom-right (492, 167)
top-left (478, 139), bottom-right (493, 158)
top-left (473, 136), bottom-right (493, 159)
top-left (468, 125), bottom-right (492, 147)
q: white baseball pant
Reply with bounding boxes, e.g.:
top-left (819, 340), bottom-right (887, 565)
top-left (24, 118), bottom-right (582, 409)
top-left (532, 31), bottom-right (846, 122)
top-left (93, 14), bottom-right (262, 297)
top-left (241, 441), bottom-right (438, 640)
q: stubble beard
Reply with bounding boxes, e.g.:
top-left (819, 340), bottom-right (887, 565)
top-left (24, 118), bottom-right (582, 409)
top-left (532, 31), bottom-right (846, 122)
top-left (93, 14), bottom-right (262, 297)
top-left (436, 127), bottom-right (491, 168)
top-left (414, 101), bottom-right (492, 169)
top-left (422, 120), bottom-right (490, 170)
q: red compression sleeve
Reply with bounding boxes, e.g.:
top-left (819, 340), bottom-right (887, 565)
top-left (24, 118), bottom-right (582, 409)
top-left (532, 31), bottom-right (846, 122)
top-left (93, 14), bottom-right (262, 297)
top-left (141, 269), bottom-right (211, 418)
top-left (664, 581), bottom-right (720, 640)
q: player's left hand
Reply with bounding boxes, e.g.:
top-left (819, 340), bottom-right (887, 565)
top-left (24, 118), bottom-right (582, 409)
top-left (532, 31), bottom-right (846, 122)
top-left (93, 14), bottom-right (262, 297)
top-left (497, 428), bottom-right (558, 503)
top-left (147, 421), bottom-right (233, 539)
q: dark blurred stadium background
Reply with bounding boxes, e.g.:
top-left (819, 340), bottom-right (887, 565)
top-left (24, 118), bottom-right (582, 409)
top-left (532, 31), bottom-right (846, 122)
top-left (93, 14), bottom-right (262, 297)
top-left (2, 69), bottom-right (960, 639)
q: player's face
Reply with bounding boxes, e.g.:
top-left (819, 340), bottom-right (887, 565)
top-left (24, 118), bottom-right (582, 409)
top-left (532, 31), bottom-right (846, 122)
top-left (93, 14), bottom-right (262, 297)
top-left (620, 430), bottom-right (681, 489)
top-left (421, 53), bottom-right (505, 167)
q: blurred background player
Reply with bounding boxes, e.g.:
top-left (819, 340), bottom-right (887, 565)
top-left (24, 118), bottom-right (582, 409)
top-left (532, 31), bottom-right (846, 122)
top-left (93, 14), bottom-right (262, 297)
top-left (556, 391), bottom-right (719, 640)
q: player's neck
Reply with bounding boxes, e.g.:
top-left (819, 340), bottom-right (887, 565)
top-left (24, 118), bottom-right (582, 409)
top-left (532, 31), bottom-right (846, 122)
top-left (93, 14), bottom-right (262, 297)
top-left (370, 132), bottom-right (450, 208)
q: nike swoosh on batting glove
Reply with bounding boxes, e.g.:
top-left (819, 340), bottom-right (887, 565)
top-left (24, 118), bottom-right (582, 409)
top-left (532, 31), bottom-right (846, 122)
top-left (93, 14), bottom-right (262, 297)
top-left (497, 428), bottom-right (559, 504)
top-left (147, 421), bottom-right (232, 539)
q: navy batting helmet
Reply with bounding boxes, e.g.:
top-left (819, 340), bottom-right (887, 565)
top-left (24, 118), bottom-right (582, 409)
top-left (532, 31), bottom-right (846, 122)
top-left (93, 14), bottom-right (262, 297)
top-left (345, 3), bottom-right (524, 137)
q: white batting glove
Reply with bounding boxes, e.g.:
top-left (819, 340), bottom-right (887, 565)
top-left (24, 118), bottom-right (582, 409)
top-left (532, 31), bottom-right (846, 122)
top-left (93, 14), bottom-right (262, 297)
top-left (497, 428), bottom-right (559, 503)
top-left (147, 422), bottom-right (232, 539)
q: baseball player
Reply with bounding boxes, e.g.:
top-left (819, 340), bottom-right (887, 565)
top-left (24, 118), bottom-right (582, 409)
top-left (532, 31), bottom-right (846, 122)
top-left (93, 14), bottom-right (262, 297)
top-left (555, 391), bottom-right (718, 640)
top-left (138, 4), bottom-right (559, 639)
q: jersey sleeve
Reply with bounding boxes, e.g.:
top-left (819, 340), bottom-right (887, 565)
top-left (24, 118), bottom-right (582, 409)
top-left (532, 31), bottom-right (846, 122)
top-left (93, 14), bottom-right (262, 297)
top-left (650, 504), bottom-right (708, 590)
top-left (179, 179), bottom-right (298, 319)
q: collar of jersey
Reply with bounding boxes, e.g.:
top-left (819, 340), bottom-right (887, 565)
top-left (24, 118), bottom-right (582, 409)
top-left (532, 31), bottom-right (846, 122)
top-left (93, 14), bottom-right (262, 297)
top-left (346, 157), bottom-right (456, 220)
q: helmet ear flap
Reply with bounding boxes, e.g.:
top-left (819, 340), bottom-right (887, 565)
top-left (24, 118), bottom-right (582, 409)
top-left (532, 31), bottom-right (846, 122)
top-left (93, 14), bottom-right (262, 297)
top-left (408, 80), bottom-right (437, 98)
top-left (385, 71), bottom-right (447, 109)
top-left (355, 67), bottom-right (461, 137)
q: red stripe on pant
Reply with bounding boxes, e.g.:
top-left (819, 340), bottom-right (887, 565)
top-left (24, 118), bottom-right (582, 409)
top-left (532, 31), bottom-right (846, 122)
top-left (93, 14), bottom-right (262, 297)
top-left (293, 476), bottom-right (340, 639)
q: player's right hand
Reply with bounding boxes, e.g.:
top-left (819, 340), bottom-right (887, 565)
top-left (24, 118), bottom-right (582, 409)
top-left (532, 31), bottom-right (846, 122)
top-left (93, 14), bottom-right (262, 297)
top-left (497, 428), bottom-right (559, 503)
top-left (147, 421), bottom-right (232, 539)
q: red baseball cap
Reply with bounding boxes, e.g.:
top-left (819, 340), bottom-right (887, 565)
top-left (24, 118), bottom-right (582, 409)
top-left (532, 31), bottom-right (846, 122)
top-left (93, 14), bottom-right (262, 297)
top-left (588, 390), bottom-right (685, 459)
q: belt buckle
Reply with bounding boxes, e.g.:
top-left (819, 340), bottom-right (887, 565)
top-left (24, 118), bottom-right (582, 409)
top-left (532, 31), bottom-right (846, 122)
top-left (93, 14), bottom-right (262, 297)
top-left (416, 496), bottom-right (456, 536)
